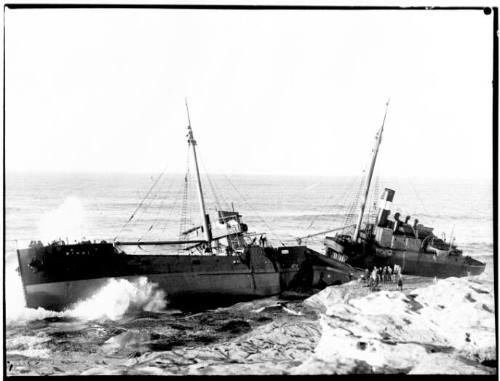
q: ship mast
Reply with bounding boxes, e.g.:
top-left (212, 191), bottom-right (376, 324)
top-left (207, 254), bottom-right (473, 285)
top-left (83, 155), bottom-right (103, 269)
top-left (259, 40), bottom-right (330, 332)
top-left (353, 100), bottom-right (390, 242)
top-left (185, 99), bottom-right (212, 244)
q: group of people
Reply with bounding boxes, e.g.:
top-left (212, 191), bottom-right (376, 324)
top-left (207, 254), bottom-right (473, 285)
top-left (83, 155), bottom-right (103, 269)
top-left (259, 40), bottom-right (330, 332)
top-left (363, 264), bottom-right (403, 291)
top-left (28, 240), bottom-right (44, 248)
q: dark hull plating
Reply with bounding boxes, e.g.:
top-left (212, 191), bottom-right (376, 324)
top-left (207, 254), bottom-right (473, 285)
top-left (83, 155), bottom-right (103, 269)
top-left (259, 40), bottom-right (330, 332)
top-left (17, 243), bottom-right (355, 311)
top-left (351, 250), bottom-right (485, 278)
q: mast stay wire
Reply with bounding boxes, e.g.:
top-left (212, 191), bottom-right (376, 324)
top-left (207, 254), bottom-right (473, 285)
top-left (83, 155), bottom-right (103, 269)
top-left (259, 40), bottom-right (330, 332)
top-left (129, 174), bottom-right (189, 255)
top-left (158, 146), bottom-right (196, 242)
top-left (131, 175), bottom-right (175, 254)
top-left (137, 172), bottom-right (180, 242)
top-left (367, 174), bottom-right (380, 225)
top-left (221, 173), bottom-right (286, 246)
top-left (132, 169), bottom-right (185, 252)
top-left (178, 170), bottom-right (199, 251)
top-left (158, 175), bottom-right (189, 237)
top-left (179, 147), bottom-right (193, 240)
top-left (366, 147), bottom-right (383, 225)
top-left (197, 151), bottom-right (226, 213)
top-left (343, 174), bottom-right (366, 230)
top-left (113, 163), bottom-right (170, 241)
top-left (133, 174), bottom-right (169, 229)
top-left (299, 175), bottom-right (359, 241)
top-left (408, 178), bottom-right (431, 218)
top-left (397, 177), bottom-right (437, 230)
top-left (342, 135), bottom-right (384, 234)
top-left (127, 145), bottom-right (195, 248)
top-left (130, 165), bottom-right (184, 239)
top-left (208, 172), bottom-right (233, 212)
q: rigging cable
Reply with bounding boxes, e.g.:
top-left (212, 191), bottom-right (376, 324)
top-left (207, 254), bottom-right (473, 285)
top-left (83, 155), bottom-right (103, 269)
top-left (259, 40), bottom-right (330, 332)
top-left (113, 166), bottom-right (168, 241)
top-left (408, 178), bottom-right (431, 217)
top-left (367, 174), bottom-right (381, 225)
top-left (138, 172), bottom-right (179, 242)
top-left (221, 173), bottom-right (286, 246)
top-left (179, 148), bottom-right (193, 240)
top-left (300, 175), bottom-right (359, 241)
top-left (130, 175), bottom-right (188, 255)
top-left (343, 174), bottom-right (366, 231)
top-left (198, 151), bottom-right (226, 212)
top-left (158, 176), bottom-right (189, 237)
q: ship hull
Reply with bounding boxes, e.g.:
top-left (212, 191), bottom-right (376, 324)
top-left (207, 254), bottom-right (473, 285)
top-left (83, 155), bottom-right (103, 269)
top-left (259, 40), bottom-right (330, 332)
top-left (17, 243), bottom-right (353, 311)
top-left (23, 271), bottom-right (285, 311)
top-left (355, 250), bottom-right (485, 278)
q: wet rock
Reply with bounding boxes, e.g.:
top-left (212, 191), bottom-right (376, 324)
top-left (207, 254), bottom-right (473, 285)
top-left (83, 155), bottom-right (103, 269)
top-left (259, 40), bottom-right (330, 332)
top-left (357, 342), bottom-right (367, 350)
top-left (482, 304), bottom-right (492, 313)
top-left (470, 286), bottom-right (489, 295)
top-left (147, 338), bottom-right (185, 352)
top-left (217, 320), bottom-right (251, 334)
top-left (404, 295), bottom-right (423, 312)
top-left (465, 294), bottom-right (476, 303)
top-left (256, 316), bottom-right (272, 323)
top-left (102, 330), bottom-right (151, 352)
top-left (481, 359), bottom-right (497, 368)
top-left (196, 335), bottom-right (217, 344)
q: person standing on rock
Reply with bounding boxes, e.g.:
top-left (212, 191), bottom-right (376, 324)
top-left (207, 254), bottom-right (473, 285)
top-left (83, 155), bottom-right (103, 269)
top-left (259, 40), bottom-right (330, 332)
top-left (370, 267), bottom-right (377, 290)
top-left (397, 274), bottom-right (403, 291)
top-left (393, 264), bottom-right (400, 282)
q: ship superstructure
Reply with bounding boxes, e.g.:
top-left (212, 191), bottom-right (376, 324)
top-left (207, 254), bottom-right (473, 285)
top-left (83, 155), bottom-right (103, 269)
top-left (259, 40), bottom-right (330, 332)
top-left (320, 101), bottom-right (485, 278)
top-left (16, 102), bottom-right (357, 311)
top-left (324, 187), bottom-right (485, 277)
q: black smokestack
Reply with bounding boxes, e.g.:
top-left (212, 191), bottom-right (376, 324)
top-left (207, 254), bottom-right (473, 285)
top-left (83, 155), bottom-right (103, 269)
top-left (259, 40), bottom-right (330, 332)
top-left (377, 188), bottom-right (395, 227)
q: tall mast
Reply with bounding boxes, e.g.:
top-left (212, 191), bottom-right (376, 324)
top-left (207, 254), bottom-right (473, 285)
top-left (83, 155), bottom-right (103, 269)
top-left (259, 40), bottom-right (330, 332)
top-left (353, 100), bottom-right (390, 242)
top-left (185, 99), bottom-right (212, 244)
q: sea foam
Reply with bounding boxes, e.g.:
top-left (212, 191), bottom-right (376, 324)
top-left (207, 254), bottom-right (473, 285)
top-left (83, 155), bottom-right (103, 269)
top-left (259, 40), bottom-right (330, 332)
top-left (36, 196), bottom-right (87, 244)
top-left (7, 277), bottom-right (167, 325)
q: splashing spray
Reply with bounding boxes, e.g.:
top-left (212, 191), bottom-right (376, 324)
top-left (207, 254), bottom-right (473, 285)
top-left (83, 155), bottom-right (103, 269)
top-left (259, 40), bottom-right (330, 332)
top-left (36, 196), bottom-right (87, 244)
top-left (7, 277), bottom-right (167, 325)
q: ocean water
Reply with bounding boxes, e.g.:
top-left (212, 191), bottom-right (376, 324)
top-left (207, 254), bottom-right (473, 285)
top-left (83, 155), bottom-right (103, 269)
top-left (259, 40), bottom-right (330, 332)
top-left (5, 172), bottom-right (496, 375)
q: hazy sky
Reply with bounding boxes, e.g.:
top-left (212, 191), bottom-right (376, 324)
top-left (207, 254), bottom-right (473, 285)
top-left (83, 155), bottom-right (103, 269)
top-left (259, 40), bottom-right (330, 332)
top-left (5, 8), bottom-right (494, 179)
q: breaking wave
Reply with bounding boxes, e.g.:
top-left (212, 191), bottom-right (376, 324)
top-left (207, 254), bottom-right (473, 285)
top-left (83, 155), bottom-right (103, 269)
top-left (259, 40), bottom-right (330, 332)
top-left (36, 196), bottom-right (87, 244)
top-left (68, 277), bottom-right (167, 320)
top-left (7, 277), bottom-right (167, 326)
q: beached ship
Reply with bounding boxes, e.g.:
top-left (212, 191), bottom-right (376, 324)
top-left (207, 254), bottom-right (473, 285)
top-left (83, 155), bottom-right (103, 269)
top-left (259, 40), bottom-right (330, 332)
top-left (319, 101), bottom-right (486, 278)
top-left (16, 103), bottom-right (357, 311)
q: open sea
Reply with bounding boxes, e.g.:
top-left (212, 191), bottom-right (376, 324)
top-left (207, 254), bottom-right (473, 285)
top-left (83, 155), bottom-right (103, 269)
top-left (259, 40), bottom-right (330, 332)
top-left (4, 172), bottom-right (496, 375)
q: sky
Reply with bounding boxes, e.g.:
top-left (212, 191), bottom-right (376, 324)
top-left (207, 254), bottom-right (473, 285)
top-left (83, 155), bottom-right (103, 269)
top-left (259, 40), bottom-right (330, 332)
top-left (5, 7), bottom-right (494, 179)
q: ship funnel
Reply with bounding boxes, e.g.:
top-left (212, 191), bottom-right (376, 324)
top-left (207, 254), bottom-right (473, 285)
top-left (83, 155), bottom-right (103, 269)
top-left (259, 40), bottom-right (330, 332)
top-left (377, 188), bottom-right (395, 227)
